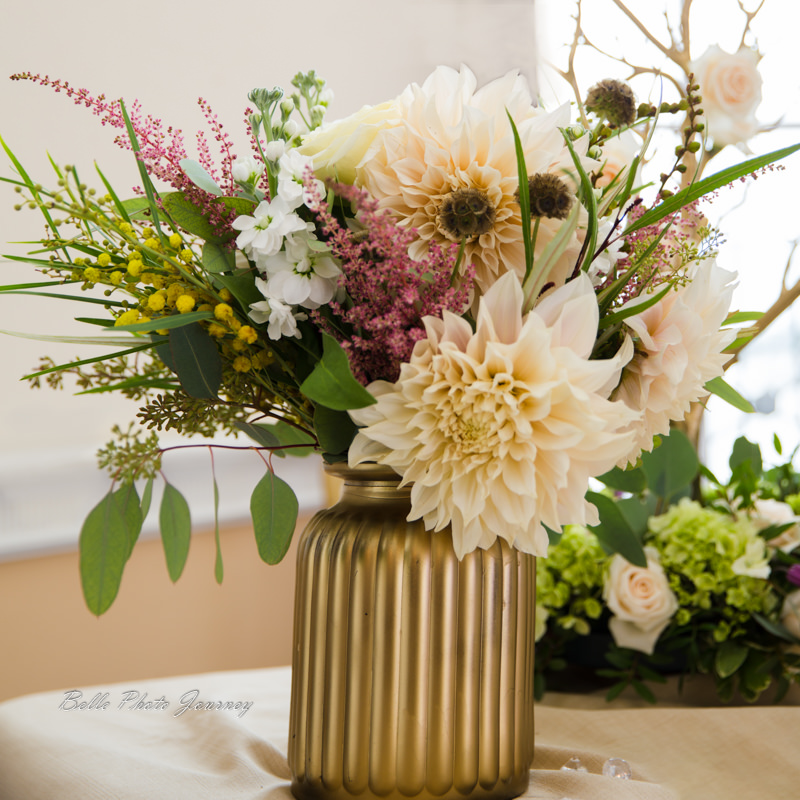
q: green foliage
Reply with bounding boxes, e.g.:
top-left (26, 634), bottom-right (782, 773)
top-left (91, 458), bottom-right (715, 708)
top-left (250, 470), bottom-right (298, 565)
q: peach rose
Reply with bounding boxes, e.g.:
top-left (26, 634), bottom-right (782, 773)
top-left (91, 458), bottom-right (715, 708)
top-left (690, 45), bottom-right (762, 148)
top-left (604, 547), bottom-right (678, 654)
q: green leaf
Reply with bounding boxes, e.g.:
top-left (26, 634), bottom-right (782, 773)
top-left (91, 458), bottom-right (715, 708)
top-left (506, 112), bottom-right (532, 281)
top-left (314, 404), bottom-right (358, 455)
top-left (159, 483), bottom-right (191, 582)
top-left (164, 322), bottom-right (222, 399)
top-left (723, 310), bottom-right (762, 325)
top-left (596, 465), bottom-right (646, 494)
top-left (705, 376), bottom-right (754, 413)
top-left (299, 333), bottom-right (376, 410)
top-left (21, 341), bottom-right (156, 381)
top-left (640, 430), bottom-right (699, 502)
top-left (217, 196), bottom-right (257, 216)
top-left (586, 491), bottom-right (648, 566)
top-left (624, 142), bottom-right (800, 236)
top-left (250, 471), bottom-right (298, 565)
top-left (730, 436), bottom-right (762, 474)
top-left (605, 681), bottom-right (628, 702)
top-left (79, 484), bottom-right (143, 615)
top-left (715, 640), bottom-right (748, 679)
top-left (180, 158), bottom-right (222, 196)
top-left (202, 241), bottom-right (236, 274)
top-left (598, 283), bottom-right (671, 329)
top-left (616, 495), bottom-right (657, 537)
top-left (631, 680), bottom-right (657, 704)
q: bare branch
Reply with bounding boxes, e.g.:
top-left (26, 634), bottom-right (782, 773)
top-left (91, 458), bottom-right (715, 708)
top-left (725, 240), bottom-right (800, 367)
top-left (609, 0), bottom-right (679, 62)
top-left (738, 0), bottom-right (767, 50)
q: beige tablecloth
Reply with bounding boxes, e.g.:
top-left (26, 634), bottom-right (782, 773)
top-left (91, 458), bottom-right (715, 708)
top-left (0, 666), bottom-right (796, 799)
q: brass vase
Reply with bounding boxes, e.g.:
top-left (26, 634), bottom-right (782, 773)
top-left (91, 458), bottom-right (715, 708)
top-left (288, 464), bottom-right (536, 800)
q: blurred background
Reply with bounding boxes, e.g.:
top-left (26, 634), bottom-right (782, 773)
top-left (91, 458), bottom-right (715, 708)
top-left (0, 0), bottom-right (797, 700)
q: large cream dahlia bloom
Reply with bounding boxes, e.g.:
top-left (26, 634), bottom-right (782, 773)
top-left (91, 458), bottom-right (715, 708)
top-left (614, 260), bottom-right (736, 464)
top-left (302, 65), bottom-right (593, 300)
top-left (348, 272), bottom-right (638, 558)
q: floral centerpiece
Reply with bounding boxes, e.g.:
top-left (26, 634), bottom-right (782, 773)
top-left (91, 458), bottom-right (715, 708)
top-left (535, 430), bottom-right (800, 703)
top-left (1, 63), bottom-right (798, 617)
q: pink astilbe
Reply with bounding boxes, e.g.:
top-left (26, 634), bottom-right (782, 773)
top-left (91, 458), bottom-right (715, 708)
top-left (10, 73), bottom-right (240, 236)
top-left (307, 178), bottom-right (473, 384)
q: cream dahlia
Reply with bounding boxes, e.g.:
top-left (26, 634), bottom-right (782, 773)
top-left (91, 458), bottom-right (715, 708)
top-left (302, 65), bottom-right (593, 301)
top-left (614, 259), bottom-right (736, 464)
top-left (348, 272), bottom-right (638, 558)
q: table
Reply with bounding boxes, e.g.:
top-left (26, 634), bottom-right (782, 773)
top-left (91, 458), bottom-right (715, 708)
top-left (0, 666), bottom-right (796, 799)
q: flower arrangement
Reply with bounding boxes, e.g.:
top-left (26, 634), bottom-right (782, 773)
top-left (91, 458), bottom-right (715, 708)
top-left (535, 430), bottom-right (800, 703)
top-left (1, 50), bottom-right (798, 615)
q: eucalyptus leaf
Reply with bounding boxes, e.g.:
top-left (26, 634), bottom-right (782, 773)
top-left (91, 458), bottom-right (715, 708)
top-left (595, 464), bottom-right (646, 494)
top-left (165, 322), bottom-right (222, 399)
top-left (213, 271), bottom-right (262, 311)
top-left (730, 436), bottom-right (762, 474)
top-left (160, 483), bottom-right (191, 582)
top-left (300, 333), bottom-right (376, 410)
top-left (213, 476), bottom-right (223, 584)
top-left (250, 471), bottom-right (298, 565)
top-left (202, 241), bottom-right (236, 274)
top-left (79, 484), bottom-right (143, 616)
top-left (233, 420), bottom-right (281, 449)
top-left (180, 158), bottom-right (222, 196)
top-left (270, 421), bottom-right (318, 457)
top-left (161, 192), bottom-right (233, 243)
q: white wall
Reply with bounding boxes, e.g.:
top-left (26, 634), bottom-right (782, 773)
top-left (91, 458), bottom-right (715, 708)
top-left (0, 1), bottom-right (539, 557)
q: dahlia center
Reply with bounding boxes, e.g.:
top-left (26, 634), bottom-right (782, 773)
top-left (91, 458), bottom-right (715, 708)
top-left (438, 187), bottom-right (497, 241)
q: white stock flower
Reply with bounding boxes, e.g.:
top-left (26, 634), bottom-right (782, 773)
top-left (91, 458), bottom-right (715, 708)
top-left (231, 155), bottom-right (266, 186)
top-left (231, 196), bottom-right (309, 268)
top-left (604, 547), bottom-right (678, 655)
top-left (264, 140), bottom-right (286, 162)
top-left (349, 272), bottom-right (637, 559)
top-left (690, 45), bottom-right (762, 149)
top-left (249, 277), bottom-right (308, 340)
top-left (613, 259), bottom-right (736, 465)
top-left (262, 231), bottom-right (341, 309)
top-left (277, 149), bottom-right (325, 209)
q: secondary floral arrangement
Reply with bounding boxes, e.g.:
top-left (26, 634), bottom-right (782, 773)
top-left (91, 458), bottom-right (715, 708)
top-left (535, 430), bottom-right (800, 704)
top-left (1, 45), bottom-right (797, 614)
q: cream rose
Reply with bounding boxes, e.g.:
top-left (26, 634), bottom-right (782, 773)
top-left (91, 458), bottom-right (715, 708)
top-left (751, 498), bottom-right (800, 553)
top-left (297, 101), bottom-right (399, 184)
top-left (781, 590), bottom-right (800, 640)
top-left (690, 45), bottom-right (762, 148)
top-left (603, 547), bottom-right (678, 654)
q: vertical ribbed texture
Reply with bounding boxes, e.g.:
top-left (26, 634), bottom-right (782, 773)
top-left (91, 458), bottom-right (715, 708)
top-left (289, 466), bottom-right (536, 800)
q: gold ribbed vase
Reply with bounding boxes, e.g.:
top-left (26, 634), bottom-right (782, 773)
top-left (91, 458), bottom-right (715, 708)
top-left (288, 464), bottom-right (536, 800)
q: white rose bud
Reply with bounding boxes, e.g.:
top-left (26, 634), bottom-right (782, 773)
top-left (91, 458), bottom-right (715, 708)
top-left (690, 45), bottom-right (762, 148)
top-left (603, 547), bottom-right (678, 655)
top-left (283, 120), bottom-right (300, 138)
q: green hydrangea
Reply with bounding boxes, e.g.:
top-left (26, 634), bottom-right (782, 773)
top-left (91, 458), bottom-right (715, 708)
top-left (538, 526), bottom-right (607, 635)
top-left (645, 499), bottom-right (778, 636)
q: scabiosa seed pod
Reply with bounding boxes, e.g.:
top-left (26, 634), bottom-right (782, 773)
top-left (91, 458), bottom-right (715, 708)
top-left (585, 79), bottom-right (637, 128)
top-left (438, 187), bottom-right (497, 239)
top-left (519, 173), bottom-right (574, 220)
